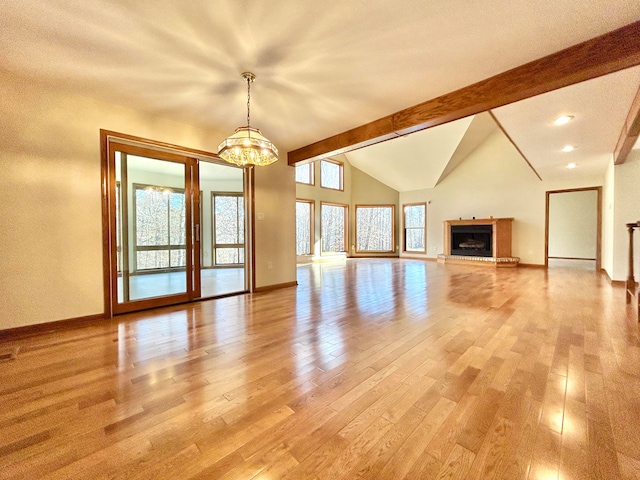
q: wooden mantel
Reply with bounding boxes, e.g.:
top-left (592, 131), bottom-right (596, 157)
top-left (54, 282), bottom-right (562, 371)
top-left (439, 217), bottom-right (519, 267)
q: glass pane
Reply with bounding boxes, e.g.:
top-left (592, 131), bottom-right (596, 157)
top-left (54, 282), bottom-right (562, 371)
top-left (322, 204), bottom-right (346, 252)
top-left (170, 248), bottom-right (186, 267)
top-left (296, 201), bottom-right (312, 255)
top-left (405, 204), bottom-right (425, 228)
top-left (116, 182), bottom-right (121, 273)
top-left (216, 248), bottom-right (241, 265)
top-left (295, 163), bottom-right (312, 184)
top-left (215, 196), bottom-right (240, 244)
top-left (199, 161), bottom-right (246, 298)
top-left (116, 153), bottom-right (187, 303)
top-left (136, 187), bottom-right (169, 246)
top-left (169, 192), bottom-right (186, 246)
top-left (136, 250), bottom-right (169, 270)
top-left (406, 229), bottom-right (425, 251)
top-left (356, 206), bottom-right (393, 251)
top-left (238, 197), bottom-right (245, 244)
top-left (321, 160), bottom-right (341, 189)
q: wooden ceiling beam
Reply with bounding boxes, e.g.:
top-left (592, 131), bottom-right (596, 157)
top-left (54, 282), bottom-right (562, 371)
top-left (613, 85), bottom-right (640, 165)
top-left (288, 21), bottom-right (640, 166)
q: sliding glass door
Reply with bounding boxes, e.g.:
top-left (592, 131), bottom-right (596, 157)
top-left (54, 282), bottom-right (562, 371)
top-left (110, 143), bottom-right (195, 313)
top-left (104, 136), bottom-right (249, 316)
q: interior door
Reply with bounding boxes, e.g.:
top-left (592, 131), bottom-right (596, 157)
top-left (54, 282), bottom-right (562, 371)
top-left (109, 142), bottom-right (199, 314)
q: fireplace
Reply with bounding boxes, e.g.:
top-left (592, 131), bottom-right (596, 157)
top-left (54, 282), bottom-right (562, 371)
top-left (451, 225), bottom-right (492, 257)
top-left (439, 217), bottom-right (519, 267)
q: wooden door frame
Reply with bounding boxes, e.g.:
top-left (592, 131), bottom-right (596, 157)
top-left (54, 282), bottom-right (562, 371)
top-left (544, 186), bottom-right (602, 271)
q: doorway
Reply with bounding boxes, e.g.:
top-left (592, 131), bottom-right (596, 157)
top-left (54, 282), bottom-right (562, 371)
top-left (101, 131), bottom-right (250, 317)
top-left (545, 187), bottom-right (601, 271)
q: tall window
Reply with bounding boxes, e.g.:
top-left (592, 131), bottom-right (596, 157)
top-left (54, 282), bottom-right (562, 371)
top-left (296, 200), bottom-right (314, 255)
top-left (403, 203), bottom-right (426, 252)
top-left (321, 202), bottom-right (348, 253)
top-left (295, 163), bottom-right (314, 185)
top-left (134, 185), bottom-right (186, 271)
top-left (320, 159), bottom-right (343, 190)
top-left (356, 205), bottom-right (395, 252)
top-left (213, 193), bottom-right (244, 265)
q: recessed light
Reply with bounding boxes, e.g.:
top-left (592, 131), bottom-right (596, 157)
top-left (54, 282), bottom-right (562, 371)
top-left (567, 162), bottom-right (577, 169)
top-left (562, 145), bottom-right (575, 153)
top-left (554, 115), bottom-right (574, 125)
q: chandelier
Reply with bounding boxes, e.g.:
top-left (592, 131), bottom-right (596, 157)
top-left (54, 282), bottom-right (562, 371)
top-left (217, 72), bottom-right (279, 167)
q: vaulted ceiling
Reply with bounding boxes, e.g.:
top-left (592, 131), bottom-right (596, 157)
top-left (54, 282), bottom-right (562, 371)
top-left (1, 1), bottom-right (639, 188)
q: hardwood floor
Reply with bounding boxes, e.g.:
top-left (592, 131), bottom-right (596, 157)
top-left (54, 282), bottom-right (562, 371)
top-left (1, 259), bottom-right (639, 479)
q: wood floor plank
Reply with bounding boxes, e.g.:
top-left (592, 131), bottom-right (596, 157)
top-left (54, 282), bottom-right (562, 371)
top-left (1, 259), bottom-right (637, 479)
top-left (434, 443), bottom-right (476, 480)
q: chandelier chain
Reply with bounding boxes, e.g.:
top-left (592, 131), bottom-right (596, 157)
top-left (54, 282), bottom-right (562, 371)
top-left (217, 71), bottom-right (278, 166)
top-left (246, 76), bottom-right (251, 128)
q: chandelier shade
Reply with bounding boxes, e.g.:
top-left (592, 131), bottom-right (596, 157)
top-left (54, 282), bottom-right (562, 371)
top-left (218, 72), bottom-right (278, 167)
top-left (218, 126), bottom-right (278, 167)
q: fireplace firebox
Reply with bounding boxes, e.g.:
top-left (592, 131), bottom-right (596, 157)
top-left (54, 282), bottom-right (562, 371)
top-left (451, 225), bottom-right (492, 257)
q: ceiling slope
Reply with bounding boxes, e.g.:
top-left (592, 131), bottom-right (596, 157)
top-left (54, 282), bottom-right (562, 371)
top-left (435, 113), bottom-right (499, 186)
top-left (345, 116), bottom-right (474, 192)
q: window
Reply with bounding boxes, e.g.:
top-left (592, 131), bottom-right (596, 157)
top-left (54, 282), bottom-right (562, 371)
top-left (295, 163), bottom-right (314, 185)
top-left (356, 205), bottom-right (395, 252)
top-left (212, 193), bottom-right (244, 265)
top-left (403, 203), bottom-right (426, 252)
top-left (296, 200), bottom-right (314, 255)
top-left (321, 202), bottom-right (348, 253)
top-left (134, 184), bottom-right (186, 271)
top-left (320, 159), bottom-right (343, 190)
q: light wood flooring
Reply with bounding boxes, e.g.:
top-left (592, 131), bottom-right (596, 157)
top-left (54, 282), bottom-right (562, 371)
top-left (1, 259), bottom-right (639, 479)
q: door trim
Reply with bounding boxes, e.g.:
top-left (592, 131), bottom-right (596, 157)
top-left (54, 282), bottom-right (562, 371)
top-left (544, 186), bottom-right (602, 271)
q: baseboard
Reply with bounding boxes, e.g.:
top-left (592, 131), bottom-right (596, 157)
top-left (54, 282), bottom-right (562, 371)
top-left (0, 313), bottom-right (106, 340)
top-left (399, 254), bottom-right (437, 262)
top-left (548, 257), bottom-right (596, 261)
top-left (519, 263), bottom-right (547, 268)
top-left (599, 268), bottom-right (626, 286)
top-left (253, 281), bottom-right (298, 293)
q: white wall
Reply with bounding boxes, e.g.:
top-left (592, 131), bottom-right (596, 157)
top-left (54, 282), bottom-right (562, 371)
top-left (548, 190), bottom-right (598, 259)
top-left (602, 160), bottom-right (615, 276)
top-left (399, 130), bottom-right (604, 265)
top-left (254, 159), bottom-right (296, 287)
top-left (612, 149), bottom-right (640, 281)
top-left (0, 70), bottom-right (296, 330)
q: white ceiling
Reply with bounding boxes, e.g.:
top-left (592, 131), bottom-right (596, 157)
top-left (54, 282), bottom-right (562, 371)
top-left (1, 1), bottom-right (639, 187)
top-left (493, 66), bottom-right (640, 182)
